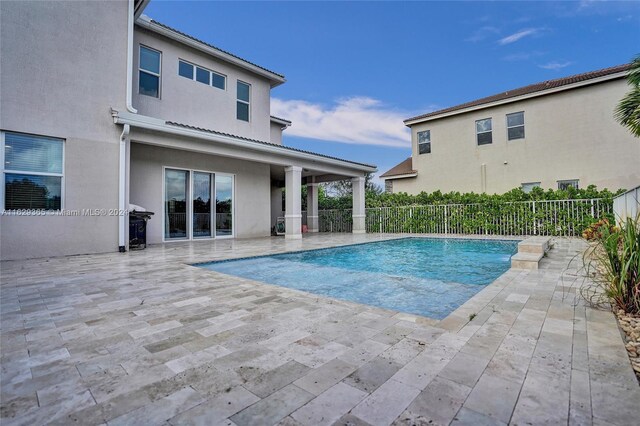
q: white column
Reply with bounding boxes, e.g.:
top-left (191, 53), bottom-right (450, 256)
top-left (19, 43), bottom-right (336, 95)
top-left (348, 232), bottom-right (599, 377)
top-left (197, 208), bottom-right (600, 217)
top-left (352, 176), bottom-right (366, 234)
top-left (307, 179), bottom-right (319, 233)
top-left (285, 166), bottom-right (302, 239)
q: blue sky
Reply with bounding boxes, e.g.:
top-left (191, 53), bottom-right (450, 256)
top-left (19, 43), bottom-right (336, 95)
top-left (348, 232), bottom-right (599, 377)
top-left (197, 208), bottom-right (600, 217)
top-left (144, 0), bottom-right (639, 186)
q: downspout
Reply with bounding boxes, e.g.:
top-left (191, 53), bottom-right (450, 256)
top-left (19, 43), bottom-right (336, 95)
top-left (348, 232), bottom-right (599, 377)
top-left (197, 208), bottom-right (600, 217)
top-left (119, 0), bottom-right (137, 252)
top-left (119, 125), bottom-right (130, 252)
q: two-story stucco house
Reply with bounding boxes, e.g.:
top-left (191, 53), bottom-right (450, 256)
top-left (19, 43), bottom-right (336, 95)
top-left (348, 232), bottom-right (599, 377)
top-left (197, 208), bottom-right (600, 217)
top-left (0, 0), bottom-right (375, 261)
top-left (381, 65), bottom-right (639, 195)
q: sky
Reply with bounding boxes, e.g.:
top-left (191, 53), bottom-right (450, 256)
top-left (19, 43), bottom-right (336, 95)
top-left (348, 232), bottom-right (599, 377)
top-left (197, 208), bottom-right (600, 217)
top-left (144, 0), bottom-right (640, 187)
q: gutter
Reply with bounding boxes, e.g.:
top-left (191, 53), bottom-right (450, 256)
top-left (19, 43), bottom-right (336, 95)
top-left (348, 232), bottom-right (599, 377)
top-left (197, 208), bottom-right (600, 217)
top-left (404, 71), bottom-right (628, 126)
top-left (111, 110), bottom-right (377, 173)
top-left (126, 0), bottom-right (137, 113)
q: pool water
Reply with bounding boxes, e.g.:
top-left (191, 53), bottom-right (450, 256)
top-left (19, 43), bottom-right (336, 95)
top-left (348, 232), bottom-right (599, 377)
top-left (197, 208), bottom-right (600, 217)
top-left (198, 238), bottom-right (519, 319)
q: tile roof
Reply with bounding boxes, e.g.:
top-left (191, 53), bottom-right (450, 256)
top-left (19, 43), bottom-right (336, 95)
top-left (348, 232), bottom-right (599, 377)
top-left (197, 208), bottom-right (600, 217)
top-left (405, 63), bottom-right (630, 124)
top-left (164, 121), bottom-right (376, 169)
top-left (380, 157), bottom-right (416, 178)
top-left (143, 18), bottom-right (285, 80)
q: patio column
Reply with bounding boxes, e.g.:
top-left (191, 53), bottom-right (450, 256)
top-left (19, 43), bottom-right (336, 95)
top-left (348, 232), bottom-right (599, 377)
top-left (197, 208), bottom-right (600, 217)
top-left (352, 176), bottom-right (366, 234)
top-left (307, 178), bottom-right (319, 232)
top-left (285, 165), bottom-right (302, 239)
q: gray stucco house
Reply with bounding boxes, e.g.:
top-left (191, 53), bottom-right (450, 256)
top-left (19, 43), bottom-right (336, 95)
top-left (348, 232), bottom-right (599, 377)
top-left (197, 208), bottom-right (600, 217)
top-left (0, 0), bottom-right (375, 261)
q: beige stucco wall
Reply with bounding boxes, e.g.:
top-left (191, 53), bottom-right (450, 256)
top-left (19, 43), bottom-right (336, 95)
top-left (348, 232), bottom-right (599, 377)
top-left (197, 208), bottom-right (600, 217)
top-left (133, 27), bottom-right (273, 142)
top-left (270, 122), bottom-right (284, 145)
top-left (393, 79), bottom-right (640, 195)
top-left (0, 0), bottom-right (128, 260)
top-left (129, 143), bottom-right (272, 243)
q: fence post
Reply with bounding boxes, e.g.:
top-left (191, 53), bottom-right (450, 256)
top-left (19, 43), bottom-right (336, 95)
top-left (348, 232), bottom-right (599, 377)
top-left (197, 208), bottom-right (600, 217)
top-left (444, 205), bottom-right (449, 235)
top-left (590, 199), bottom-right (595, 218)
top-left (533, 201), bottom-right (537, 235)
top-left (379, 208), bottom-right (383, 234)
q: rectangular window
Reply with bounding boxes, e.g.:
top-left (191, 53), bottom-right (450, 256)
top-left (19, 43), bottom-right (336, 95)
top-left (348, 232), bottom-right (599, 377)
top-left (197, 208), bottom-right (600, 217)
top-left (507, 112), bottom-right (525, 140)
top-left (178, 59), bottom-right (226, 90)
top-left (2, 132), bottom-right (64, 210)
top-left (139, 45), bottom-right (161, 97)
top-left (476, 118), bottom-right (492, 145)
top-left (417, 130), bottom-right (431, 154)
top-left (558, 179), bottom-right (579, 190)
top-left (521, 182), bottom-right (540, 193)
top-left (385, 180), bottom-right (393, 194)
top-left (178, 60), bottom-right (194, 79)
top-left (196, 67), bottom-right (210, 85)
top-left (237, 81), bottom-right (250, 122)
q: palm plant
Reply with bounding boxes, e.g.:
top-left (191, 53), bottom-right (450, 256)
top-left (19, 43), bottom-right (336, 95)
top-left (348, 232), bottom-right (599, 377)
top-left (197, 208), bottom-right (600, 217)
top-left (615, 55), bottom-right (640, 137)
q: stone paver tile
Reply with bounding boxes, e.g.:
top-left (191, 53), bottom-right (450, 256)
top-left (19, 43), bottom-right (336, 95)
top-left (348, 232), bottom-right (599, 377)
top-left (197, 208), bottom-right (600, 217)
top-left (165, 345), bottom-right (232, 374)
top-left (379, 337), bottom-right (425, 365)
top-left (244, 360), bottom-right (310, 398)
top-left (333, 413), bottom-right (373, 426)
top-left (168, 386), bottom-right (260, 426)
top-left (483, 349), bottom-right (529, 384)
top-left (462, 374), bottom-right (521, 424)
top-left (258, 329), bottom-right (312, 351)
top-left (511, 372), bottom-right (570, 425)
top-left (5, 390), bottom-right (95, 425)
top-left (450, 407), bottom-right (507, 426)
top-left (343, 356), bottom-right (402, 393)
top-left (294, 358), bottom-right (357, 395)
top-left (109, 387), bottom-right (204, 426)
top-left (395, 376), bottom-right (472, 426)
top-left (590, 380), bottom-right (640, 426)
top-left (288, 341), bottom-right (350, 368)
top-left (173, 296), bottom-right (211, 307)
top-left (570, 369), bottom-right (592, 426)
top-left (197, 319), bottom-right (246, 338)
top-left (350, 379), bottom-right (421, 426)
top-left (128, 320), bottom-right (183, 339)
top-left (391, 352), bottom-right (449, 390)
top-left (438, 351), bottom-right (490, 387)
top-left (230, 384), bottom-right (314, 426)
top-left (290, 382), bottom-right (367, 426)
top-left (338, 339), bottom-right (389, 367)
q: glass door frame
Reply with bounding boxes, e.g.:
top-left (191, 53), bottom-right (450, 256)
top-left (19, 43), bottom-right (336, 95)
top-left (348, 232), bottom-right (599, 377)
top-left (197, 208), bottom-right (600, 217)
top-left (162, 166), bottom-right (235, 242)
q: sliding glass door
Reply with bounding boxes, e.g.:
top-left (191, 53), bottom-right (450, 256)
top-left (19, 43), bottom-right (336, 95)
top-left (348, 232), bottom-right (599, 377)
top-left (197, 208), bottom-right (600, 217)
top-left (164, 168), bottom-right (233, 240)
top-left (164, 169), bottom-right (188, 239)
top-left (193, 172), bottom-right (212, 238)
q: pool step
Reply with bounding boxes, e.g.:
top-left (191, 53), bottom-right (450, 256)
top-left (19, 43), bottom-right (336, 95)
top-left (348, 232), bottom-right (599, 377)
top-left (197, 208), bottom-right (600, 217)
top-left (511, 237), bottom-right (551, 270)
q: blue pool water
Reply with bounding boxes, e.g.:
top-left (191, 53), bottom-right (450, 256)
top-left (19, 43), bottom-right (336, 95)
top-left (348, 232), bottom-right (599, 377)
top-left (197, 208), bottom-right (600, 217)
top-left (198, 238), bottom-right (518, 319)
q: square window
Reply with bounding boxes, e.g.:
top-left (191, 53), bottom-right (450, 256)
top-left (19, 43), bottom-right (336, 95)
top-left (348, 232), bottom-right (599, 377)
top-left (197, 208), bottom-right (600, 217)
top-left (237, 102), bottom-right (249, 122)
top-left (211, 72), bottom-right (226, 90)
top-left (196, 67), bottom-right (210, 85)
top-left (3, 132), bottom-right (64, 211)
top-left (139, 71), bottom-right (159, 97)
top-left (178, 61), bottom-right (194, 79)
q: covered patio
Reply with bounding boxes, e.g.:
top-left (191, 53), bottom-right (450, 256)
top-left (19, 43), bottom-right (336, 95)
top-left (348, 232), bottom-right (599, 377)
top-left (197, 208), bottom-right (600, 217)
top-left (1, 234), bottom-right (638, 425)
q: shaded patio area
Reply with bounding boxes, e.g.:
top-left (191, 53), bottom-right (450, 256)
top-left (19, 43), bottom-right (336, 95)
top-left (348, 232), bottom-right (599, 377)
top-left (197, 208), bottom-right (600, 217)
top-left (1, 234), bottom-right (638, 425)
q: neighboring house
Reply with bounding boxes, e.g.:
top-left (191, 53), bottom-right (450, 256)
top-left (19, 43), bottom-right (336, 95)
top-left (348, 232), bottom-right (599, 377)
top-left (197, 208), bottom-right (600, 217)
top-left (382, 64), bottom-right (640, 195)
top-left (0, 0), bottom-right (374, 261)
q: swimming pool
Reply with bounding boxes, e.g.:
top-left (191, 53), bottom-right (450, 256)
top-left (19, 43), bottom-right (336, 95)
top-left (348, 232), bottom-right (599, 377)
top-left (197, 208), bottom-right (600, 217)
top-left (198, 238), bottom-right (518, 319)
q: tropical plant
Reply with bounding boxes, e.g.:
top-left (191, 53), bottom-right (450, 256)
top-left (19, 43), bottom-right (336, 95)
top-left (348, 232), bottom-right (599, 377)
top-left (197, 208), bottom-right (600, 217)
top-left (615, 55), bottom-right (640, 137)
top-left (584, 216), bottom-right (640, 314)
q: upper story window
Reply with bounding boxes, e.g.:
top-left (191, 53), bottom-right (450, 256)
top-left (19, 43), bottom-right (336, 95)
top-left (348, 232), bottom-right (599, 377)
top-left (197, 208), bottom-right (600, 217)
top-left (558, 179), bottom-right (579, 190)
top-left (237, 81), bottom-right (250, 122)
top-left (178, 60), bottom-right (226, 90)
top-left (507, 112), bottom-right (525, 140)
top-left (417, 130), bottom-right (431, 154)
top-left (385, 180), bottom-right (393, 193)
top-left (2, 131), bottom-right (64, 211)
top-left (139, 45), bottom-right (161, 98)
top-left (476, 118), bottom-right (492, 145)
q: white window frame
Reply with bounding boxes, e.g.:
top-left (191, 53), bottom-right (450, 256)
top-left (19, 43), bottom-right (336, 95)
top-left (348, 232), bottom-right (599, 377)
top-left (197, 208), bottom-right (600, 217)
top-left (557, 179), bottom-right (579, 190)
top-left (521, 182), bottom-right (540, 193)
top-left (178, 59), bottom-right (226, 90)
top-left (417, 130), bottom-right (431, 155)
top-left (237, 80), bottom-right (251, 122)
top-left (139, 44), bottom-right (162, 98)
top-left (476, 118), bottom-right (493, 146)
top-left (161, 166), bottom-right (235, 242)
top-left (506, 111), bottom-right (525, 141)
top-left (1, 131), bottom-right (65, 212)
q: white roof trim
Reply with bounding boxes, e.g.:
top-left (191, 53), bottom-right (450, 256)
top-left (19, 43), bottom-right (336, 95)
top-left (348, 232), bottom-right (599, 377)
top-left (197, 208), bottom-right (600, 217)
top-left (405, 71), bottom-right (627, 126)
top-left (111, 110), bottom-right (376, 173)
top-left (270, 116), bottom-right (292, 127)
top-left (381, 172), bottom-right (418, 180)
top-left (136, 16), bottom-right (286, 88)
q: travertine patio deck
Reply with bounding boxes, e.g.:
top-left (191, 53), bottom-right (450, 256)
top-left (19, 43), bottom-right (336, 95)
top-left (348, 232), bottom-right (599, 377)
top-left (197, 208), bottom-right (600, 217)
top-left (1, 234), bottom-right (638, 425)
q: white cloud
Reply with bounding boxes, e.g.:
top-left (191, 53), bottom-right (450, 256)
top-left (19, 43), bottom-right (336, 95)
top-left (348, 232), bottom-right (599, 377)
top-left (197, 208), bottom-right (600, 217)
top-left (271, 97), bottom-right (412, 148)
top-left (498, 28), bottom-right (541, 45)
top-left (538, 61), bottom-right (572, 70)
top-left (465, 26), bottom-right (500, 43)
